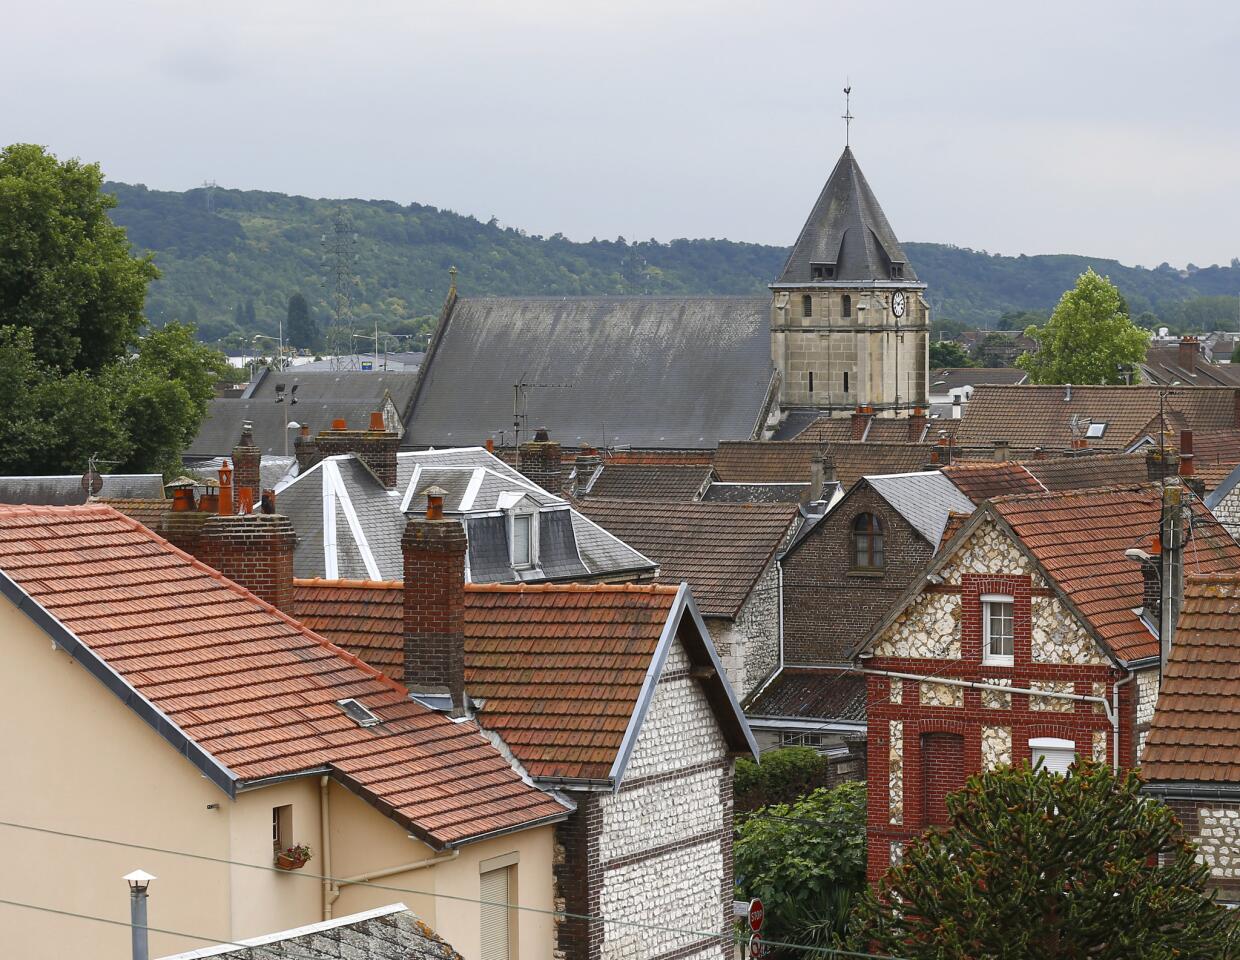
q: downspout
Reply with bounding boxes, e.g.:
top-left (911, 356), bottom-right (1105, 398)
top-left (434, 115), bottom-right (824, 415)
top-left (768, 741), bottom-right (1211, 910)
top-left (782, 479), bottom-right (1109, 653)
top-left (328, 850), bottom-right (461, 913)
top-left (1113, 671), bottom-right (1138, 773)
top-left (320, 776), bottom-right (333, 920)
top-left (777, 560), bottom-right (785, 677)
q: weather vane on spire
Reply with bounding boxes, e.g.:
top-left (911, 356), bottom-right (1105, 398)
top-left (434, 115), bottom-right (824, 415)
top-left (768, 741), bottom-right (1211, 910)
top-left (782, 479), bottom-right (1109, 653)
top-left (842, 83), bottom-right (854, 147)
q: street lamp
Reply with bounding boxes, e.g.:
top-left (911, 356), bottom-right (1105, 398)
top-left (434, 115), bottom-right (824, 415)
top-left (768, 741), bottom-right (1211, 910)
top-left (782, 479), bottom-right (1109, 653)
top-left (123, 869), bottom-right (156, 960)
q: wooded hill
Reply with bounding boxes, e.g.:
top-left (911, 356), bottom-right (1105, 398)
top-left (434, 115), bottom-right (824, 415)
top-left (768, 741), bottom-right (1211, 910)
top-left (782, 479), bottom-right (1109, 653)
top-left (104, 181), bottom-right (1240, 344)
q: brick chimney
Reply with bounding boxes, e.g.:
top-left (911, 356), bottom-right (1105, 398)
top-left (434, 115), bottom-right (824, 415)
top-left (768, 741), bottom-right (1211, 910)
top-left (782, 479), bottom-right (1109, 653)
top-left (293, 423), bottom-right (319, 474)
top-left (1145, 447), bottom-right (1178, 481)
top-left (161, 479), bottom-right (210, 554)
top-left (573, 444), bottom-right (602, 497)
top-left (198, 509), bottom-right (296, 612)
top-left (518, 427), bottom-right (562, 495)
top-left (232, 422), bottom-right (261, 509)
top-left (402, 486), bottom-right (468, 715)
top-left (907, 407), bottom-right (927, 441)
top-left (1178, 430), bottom-right (1205, 495)
top-left (315, 413), bottom-right (400, 489)
top-left (1178, 336), bottom-right (1198, 375)
top-left (805, 454), bottom-right (836, 504)
top-left (992, 440), bottom-right (1010, 462)
top-left (850, 406), bottom-right (873, 440)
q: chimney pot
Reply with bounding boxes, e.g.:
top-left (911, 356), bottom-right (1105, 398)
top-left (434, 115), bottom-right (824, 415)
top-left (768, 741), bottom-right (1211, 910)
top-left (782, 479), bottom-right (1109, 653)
top-left (171, 488), bottom-right (195, 512)
top-left (421, 484), bottom-right (449, 521)
top-left (368, 411), bottom-right (385, 432)
top-left (331, 418), bottom-right (347, 430)
top-left (238, 488), bottom-right (254, 514)
top-left (533, 426), bottom-right (551, 443)
top-left (485, 437), bottom-right (495, 453)
top-left (298, 423), bottom-right (310, 438)
top-left (218, 461), bottom-right (234, 516)
top-left (260, 489), bottom-right (276, 514)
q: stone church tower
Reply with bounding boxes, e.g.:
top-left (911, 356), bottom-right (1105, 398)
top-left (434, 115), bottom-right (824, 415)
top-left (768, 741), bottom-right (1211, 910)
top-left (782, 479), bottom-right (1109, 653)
top-left (771, 147), bottom-right (929, 417)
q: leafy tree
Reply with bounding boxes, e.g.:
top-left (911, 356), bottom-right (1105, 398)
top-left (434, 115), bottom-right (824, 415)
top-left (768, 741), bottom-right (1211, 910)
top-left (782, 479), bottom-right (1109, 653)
top-left (0, 144), bottom-right (157, 372)
top-left (1018, 269), bottom-right (1149, 384)
top-left (975, 331), bottom-right (1021, 368)
top-left (929, 340), bottom-right (975, 368)
top-left (735, 781), bottom-right (866, 956)
top-left (285, 292), bottom-right (319, 350)
top-left (734, 747), bottom-right (832, 812)
top-left (1232, 339), bottom-right (1240, 364)
top-left (850, 761), bottom-right (1239, 959)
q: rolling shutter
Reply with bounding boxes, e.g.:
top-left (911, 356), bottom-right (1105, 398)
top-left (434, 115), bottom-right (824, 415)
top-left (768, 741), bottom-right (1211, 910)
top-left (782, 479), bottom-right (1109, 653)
top-left (1030, 737), bottom-right (1076, 776)
top-left (480, 866), bottom-right (511, 960)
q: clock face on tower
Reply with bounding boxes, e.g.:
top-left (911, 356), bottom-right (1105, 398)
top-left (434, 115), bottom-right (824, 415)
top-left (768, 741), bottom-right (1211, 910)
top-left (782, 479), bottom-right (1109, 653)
top-left (891, 291), bottom-right (906, 318)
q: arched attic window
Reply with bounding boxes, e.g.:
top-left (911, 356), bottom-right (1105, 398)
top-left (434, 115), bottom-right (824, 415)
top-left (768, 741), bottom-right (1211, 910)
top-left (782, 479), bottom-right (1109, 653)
top-left (852, 512), bottom-right (884, 570)
top-left (802, 294), bottom-right (813, 317)
top-left (842, 294), bottom-right (852, 318)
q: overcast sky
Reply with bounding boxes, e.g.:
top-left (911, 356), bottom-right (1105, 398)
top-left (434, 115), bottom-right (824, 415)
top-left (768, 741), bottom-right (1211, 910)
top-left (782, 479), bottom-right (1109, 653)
top-left (4, 0), bottom-right (1238, 267)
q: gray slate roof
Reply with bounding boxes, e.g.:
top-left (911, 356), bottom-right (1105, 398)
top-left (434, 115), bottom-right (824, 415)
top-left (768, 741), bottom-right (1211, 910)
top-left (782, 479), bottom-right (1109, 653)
top-left (865, 471), bottom-right (976, 546)
top-left (777, 147), bottom-right (918, 285)
top-left (157, 903), bottom-right (462, 959)
top-left (405, 296), bottom-right (774, 449)
top-left (277, 447), bottom-right (654, 582)
top-left (240, 368), bottom-right (419, 404)
top-left (0, 474), bottom-right (164, 505)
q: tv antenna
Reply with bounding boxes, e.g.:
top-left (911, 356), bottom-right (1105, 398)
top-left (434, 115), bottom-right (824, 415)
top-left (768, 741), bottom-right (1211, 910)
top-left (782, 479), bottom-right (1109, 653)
top-left (512, 380), bottom-right (573, 459)
top-left (321, 206), bottom-right (361, 370)
top-left (201, 180), bottom-right (218, 214)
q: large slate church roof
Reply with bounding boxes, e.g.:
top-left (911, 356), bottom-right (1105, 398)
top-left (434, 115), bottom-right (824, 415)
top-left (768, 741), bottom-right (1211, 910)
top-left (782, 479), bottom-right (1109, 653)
top-left (404, 295), bottom-right (775, 450)
top-left (777, 146), bottom-right (918, 285)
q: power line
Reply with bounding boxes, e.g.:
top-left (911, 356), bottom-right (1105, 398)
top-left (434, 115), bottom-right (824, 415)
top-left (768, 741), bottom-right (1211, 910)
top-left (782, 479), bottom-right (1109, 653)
top-left (0, 819), bottom-right (904, 960)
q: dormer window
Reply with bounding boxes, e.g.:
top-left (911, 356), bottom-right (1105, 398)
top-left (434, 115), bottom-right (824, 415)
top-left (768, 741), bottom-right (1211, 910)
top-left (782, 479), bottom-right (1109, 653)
top-left (511, 511), bottom-right (535, 568)
top-left (810, 262), bottom-right (835, 280)
top-left (890, 263), bottom-right (905, 279)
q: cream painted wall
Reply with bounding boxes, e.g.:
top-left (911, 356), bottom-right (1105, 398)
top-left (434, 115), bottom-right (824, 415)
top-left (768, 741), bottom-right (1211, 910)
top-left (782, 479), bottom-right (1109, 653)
top-left (0, 595), bottom-right (559, 960)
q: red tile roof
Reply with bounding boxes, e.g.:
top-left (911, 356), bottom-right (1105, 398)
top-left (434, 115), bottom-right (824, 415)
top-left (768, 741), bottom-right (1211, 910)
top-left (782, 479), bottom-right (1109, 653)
top-left (713, 440), bottom-right (935, 490)
top-left (991, 487), bottom-right (1240, 661)
top-left (573, 499), bottom-right (797, 618)
top-left (581, 464), bottom-right (714, 501)
top-left (91, 497), bottom-right (173, 530)
top-left (0, 505), bottom-right (566, 847)
top-left (1023, 453), bottom-right (1151, 491)
top-left (940, 462), bottom-right (1044, 500)
top-left (1142, 574), bottom-right (1240, 784)
top-left (294, 579), bottom-right (753, 783)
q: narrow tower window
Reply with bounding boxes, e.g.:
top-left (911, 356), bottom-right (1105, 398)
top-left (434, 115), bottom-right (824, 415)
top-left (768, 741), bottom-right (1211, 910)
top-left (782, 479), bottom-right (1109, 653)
top-left (842, 294), bottom-right (852, 318)
top-left (809, 372), bottom-right (814, 394)
top-left (843, 371), bottom-right (850, 393)
top-left (802, 294), bottom-right (813, 318)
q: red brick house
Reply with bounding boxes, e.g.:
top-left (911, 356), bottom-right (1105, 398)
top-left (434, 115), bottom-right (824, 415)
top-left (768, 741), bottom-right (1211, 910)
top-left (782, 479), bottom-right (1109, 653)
top-left (852, 483), bottom-right (1240, 883)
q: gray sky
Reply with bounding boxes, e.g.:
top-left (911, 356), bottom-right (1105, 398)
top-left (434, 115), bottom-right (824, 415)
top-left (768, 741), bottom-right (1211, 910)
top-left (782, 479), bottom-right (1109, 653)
top-left (5, 0), bottom-right (1239, 267)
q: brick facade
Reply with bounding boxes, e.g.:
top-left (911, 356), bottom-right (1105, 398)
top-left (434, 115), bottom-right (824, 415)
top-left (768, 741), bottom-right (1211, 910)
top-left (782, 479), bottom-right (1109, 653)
top-left (518, 436), bottom-right (563, 495)
top-left (861, 516), bottom-right (1138, 883)
top-left (232, 428), bottom-right (262, 505)
top-left (316, 420), bottom-right (400, 488)
top-left (401, 515), bottom-right (467, 710)
top-left (782, 483), bottom-right (934, 664)
top-left (197, 514), bottom-right (296, 611)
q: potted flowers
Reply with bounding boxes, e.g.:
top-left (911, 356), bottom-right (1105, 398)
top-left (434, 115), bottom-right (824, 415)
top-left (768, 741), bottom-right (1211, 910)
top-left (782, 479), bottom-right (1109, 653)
top-left (275, 843), bottom-right (312, 870)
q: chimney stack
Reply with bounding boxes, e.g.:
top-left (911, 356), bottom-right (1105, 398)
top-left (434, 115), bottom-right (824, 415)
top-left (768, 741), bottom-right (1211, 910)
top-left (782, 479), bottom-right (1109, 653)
top-left (293, 424), bottom-right (319, 474)
top-left (1139, 538), bottom-right (1162, 627)
top-left (402, 486), bottom-right (468, 716)
top-left (315, 413), bottom-right (401, 489)
top-left (907, 406), bottom-right (927, 441)
top-left (232, 422), bottom-right (261, 510)
top-left (992, 440), bottom-right (1010, 462)
top-left (573, 444), bottom-right (602, 497)
top-left (518, 427), bottom-right (562, 495)
top-left (850, 405), bottom-right (873, 441)
top-left (1178, 336), bottom-right (1199, 376)
top-left (1159, 481), bottom-right (1185, 676)
top-left (198, 513), bottom-right (296, 612)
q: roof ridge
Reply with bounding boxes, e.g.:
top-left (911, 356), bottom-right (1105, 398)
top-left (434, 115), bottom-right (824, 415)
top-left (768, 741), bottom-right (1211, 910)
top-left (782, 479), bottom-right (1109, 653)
top-left (462, 582), bottom-right (679, 595)
top-left (294, 577), bottom-right (403, 590)
top-left (989, 482), bottom-right (1157, 505)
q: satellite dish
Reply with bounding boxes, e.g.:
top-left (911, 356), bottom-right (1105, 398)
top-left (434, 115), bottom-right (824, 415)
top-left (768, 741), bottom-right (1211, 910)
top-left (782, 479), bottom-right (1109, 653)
top-left (80, 468), bottom-right (103, 498)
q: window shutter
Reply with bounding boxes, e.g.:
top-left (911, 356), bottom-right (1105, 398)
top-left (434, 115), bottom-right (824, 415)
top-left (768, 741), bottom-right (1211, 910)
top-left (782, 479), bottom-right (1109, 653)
top-left (480, 867), bottom-right (511, 960)
top-left (1030, 738), bottom-right (1076, 776)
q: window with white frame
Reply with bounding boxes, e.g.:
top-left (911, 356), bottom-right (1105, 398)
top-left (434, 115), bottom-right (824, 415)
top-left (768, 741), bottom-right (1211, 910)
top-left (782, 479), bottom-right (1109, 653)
top-left (511, 512), bottom-right (535, 568)
top-left (982, 594), bottom-right (1014, 665)
top-left (1030, 737), bottom-right (1076, 776)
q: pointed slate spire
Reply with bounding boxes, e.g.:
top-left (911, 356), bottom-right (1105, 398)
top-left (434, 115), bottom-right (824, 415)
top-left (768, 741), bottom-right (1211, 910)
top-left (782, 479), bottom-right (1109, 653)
top-left (777, 147), bottom-right (917, 285)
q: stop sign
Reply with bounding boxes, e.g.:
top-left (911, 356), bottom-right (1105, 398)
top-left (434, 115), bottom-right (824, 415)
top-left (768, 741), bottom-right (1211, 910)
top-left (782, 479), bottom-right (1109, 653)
top-left (747, 897), bottom-right (764, 932)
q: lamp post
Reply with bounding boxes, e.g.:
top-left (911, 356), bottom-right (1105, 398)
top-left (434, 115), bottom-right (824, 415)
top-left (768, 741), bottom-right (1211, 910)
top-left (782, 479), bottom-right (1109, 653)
top-left (123, 869), bottom-right (156, 960)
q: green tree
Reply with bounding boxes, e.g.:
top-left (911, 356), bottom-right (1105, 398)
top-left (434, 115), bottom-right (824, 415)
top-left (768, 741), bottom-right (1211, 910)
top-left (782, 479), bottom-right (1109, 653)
top-left (0, 144), bottom-right (157, 372)
top-left (1232, 339), bottom-right (1240, 364)
top-left (850, 761), bottom-right (1238, 959)
top-left (734, 747), bottom-right (832, 812)
top-left (1018, 269), bottom-right (1149, 384)
top-left (285, 292), bottom-right (318, 350)
top-left (735, 781), bottom-right (866, 956)
top-left (929, 340), bottom-right (975, 368)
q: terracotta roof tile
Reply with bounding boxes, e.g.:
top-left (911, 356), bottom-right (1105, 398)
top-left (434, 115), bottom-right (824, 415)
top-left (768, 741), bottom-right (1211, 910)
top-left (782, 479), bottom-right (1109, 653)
top-left (713, 440), bottom-right (934, 490)
top-left (572, 499), bottom-right (796, 618)
top-left (991, 487), bottom-right (1240, 661)
top-left (940, 462), bottom-right (1044, 500)
top-left (956, 385), bottom-right (1238, 454)
top-left (1023, 453), bottom-right (1151, 491)
top-left (294, 580), bottom-right (686, 782)
top-left (90, 497), bottom-right (173, 529)
top-left (0, 505), bottom-right (565, 847)
top-left (1142, 574), bottom-right (1240, 784)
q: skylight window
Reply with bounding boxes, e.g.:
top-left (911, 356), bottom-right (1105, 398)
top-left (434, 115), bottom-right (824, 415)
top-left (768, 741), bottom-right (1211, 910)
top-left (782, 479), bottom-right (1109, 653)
top-left (1085, 422), bottom-right (1107, 438)
top-left (336, 698), bottom-right (381, 728)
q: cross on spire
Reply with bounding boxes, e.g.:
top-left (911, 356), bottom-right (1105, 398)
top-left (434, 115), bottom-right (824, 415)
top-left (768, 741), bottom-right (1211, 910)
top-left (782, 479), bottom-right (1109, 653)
top-left (842, 84), bottom-right (854, 147)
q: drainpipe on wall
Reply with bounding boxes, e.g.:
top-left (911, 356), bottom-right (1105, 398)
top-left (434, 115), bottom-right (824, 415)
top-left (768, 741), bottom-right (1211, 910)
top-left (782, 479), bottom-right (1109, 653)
top-left (327, 850), bottom-right (460, 915)
top-left (1113, 671), bottom-right (1137, 772)
top-left (1160, 481), bottom-right (1184, 678)
top-left (320, 775), bottom-right (334, 920)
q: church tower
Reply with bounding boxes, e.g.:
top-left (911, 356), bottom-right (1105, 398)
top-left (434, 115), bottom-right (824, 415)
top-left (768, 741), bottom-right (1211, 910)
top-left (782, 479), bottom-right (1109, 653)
top-left (770, 147), bottom-right (929, 417)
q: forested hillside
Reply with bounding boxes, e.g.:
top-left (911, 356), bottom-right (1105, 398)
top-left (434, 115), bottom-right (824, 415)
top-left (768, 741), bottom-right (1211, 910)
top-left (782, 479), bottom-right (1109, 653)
top-left (104, 181), bottom-right (1240, 346)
